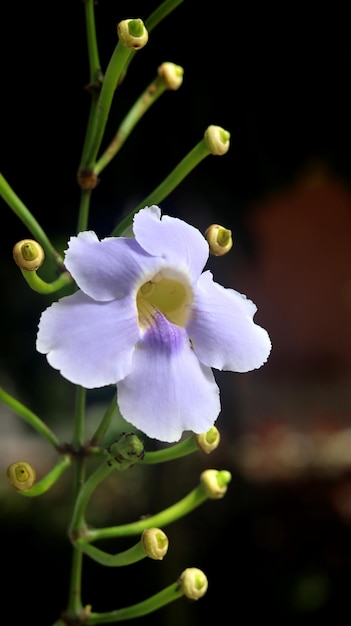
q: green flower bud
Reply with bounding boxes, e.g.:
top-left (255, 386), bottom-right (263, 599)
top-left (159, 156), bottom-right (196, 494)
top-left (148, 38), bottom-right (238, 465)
top-left (141, 528), bottom-right (169, 560)
top-left (204, 125), bottom-right (230, 155)
top-left (117, 19), bottom-right (148, 50)
top-left (158, 62), bottom-right (184, 90)
top-left (13, 239), bottom-right (45, 270)
top-left (195, 426), bottom-right (221, 454)
top-left (205, 224), bottom-right (233, 256)
top-left (7, 460), bottom-right (36, 491)
top-left (107, 432), bottom-right (145, 469)
top-left (200, 469), bottom-right (231, 499)
top-left (178, 567), bottom-right (208, 600)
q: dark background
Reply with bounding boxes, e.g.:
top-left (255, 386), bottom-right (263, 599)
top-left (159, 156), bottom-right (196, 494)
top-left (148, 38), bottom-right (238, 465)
top-left (2, 1), bottom-right (351, 625)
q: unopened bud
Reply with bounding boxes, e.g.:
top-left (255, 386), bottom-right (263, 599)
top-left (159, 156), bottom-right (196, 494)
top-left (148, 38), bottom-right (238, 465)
top-left (107, 432), bottom-right (145, 469)
top-left (7, 460), bottom-right (36, 491)
top-left (200, 469), bottom-right (231, 499)
top-left (204, 125), bottom-right (230, 155)
top-left (13, 239), bottom-right (45, 270)
top-left (117, 19), bottom-right (148, 50)
top-left (142, 528), bottom-right (169, 560)
top-left (178, 567), bottom-right (208, 600)
top-left (205, 223), bottom-right (233, 256)
top-left (195, 427), bottom-right (221, 454)
top-left (158, 62), bottom-right (184, 90)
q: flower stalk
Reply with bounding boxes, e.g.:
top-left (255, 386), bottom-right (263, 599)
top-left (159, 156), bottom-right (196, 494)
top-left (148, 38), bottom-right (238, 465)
top-left (94, 66), bottom-right (183, 176)
top-left (85, 470), bottom-right (231, 542)
top-left (0, 172), bottom-right (64, 268)
top-left (18, 456), bottom-right (72, 497)
top-left (111, 128), bottom-right (230, 236)
top-left (0, 387), bottom-right (60, 448)
top-left (85, 581), bottom-right (185, 624)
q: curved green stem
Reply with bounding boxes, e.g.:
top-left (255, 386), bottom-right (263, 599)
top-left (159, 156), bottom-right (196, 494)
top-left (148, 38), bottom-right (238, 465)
top-left (94, 76), bottom-right (167, 175)
top-left (21, 456), bottom-right (71, 497)
top-left (86, 582), bottom-right (184, 624)
top-left (0, 172), bottom-right (64, 267)
top-left (86, 482), bottom-right (209, 541)
top-left (0, 387), bottom-right (60, 448)
top-left (111, 137), bottom-right (212, 236)
top-left (75, 537), bottom-right (146, 567)
top-left (142, 436), bottom-right (199, 464)
top-left (20, 268), bottom-right (73, 294)
top-left (70, 461), bottom-right (115, 535)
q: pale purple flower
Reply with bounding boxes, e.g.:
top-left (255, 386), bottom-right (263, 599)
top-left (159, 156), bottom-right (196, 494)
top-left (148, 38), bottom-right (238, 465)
top-left (36, 206), bottom-right (271, 442)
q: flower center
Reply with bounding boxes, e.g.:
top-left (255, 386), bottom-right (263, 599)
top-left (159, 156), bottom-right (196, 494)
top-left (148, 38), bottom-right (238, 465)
top-left (137, 271), bottom-right (193, 329)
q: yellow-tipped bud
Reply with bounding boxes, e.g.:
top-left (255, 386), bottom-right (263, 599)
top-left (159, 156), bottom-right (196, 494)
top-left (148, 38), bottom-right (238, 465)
top-left (158, 62), bottom-right (184, 90)
top-left (117, 19), bottom-right (148, 50)
top-left (200, 469), bottom-right (231, 499)
top-left (204, 125), bottom-right (230, 155)
top-left (141, 528), bottom-right (169, 560)
top-left (195, 427), bottom-right (221, 454)
top-left (178, 568), bottom-right (208, 600)
top-left (205, 224), bottom-right (233, 256)
top-left (13, 239), bottom-right (45, 271)
top-left (7, 461), bottom-right (36, 491)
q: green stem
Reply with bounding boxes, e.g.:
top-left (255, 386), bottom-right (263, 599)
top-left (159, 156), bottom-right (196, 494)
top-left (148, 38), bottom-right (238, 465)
top-left (20, 268), bottom-right (73, 294)
top-left (145, 0), bottom-right (185, 32)
top-left (66, 386), bottom-right (87, 616)
top-left (111, 137), bottom-right (212, 236)
top-left (82, 43), bottom-right (132, 169)
top-left (77, 188), bottom-right (93, 234)
top-left (84, 0), bottom-right (101, 86)
top-left (142, 436), bottom-right (199, 464)
top-left (0, 172), bottom-right (64, 267)
top-left (21, 456), bottom-right (71, 497)
top-left (94, 76), bottom-right (167, 175)
top-left (86, 482), bottom-right (209, 541)
top-left (0, 387), bottom-right (60, 448)
top-left (90, 392), bottom-right (118, 446)
top-left (86, 582), bottom-right (184, 624)
top-left (70, 461), bottom-right (114, 535)
top-left (75, 537), bottom-right (146, 567)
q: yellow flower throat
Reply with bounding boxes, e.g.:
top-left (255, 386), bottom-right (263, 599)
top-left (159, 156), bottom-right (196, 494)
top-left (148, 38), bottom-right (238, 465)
top-left (137, 271), bottom-right (193, 329)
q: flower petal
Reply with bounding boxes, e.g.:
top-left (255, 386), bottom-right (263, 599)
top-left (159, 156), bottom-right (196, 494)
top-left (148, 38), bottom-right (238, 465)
top-left (133, 206), bottom-right (209, 282)
top-left (64, 231), bottom-right (165, 301)
top-left (117, 312), bottom-right (220, 442)
top-left (188, 271), bottom-right (272, 372)
top-left (36, 291), bottom-right (139, 387)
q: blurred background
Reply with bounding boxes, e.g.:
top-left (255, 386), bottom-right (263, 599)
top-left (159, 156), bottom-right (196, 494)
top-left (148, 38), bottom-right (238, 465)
top-left (1, 1), bottom-right (351, 624)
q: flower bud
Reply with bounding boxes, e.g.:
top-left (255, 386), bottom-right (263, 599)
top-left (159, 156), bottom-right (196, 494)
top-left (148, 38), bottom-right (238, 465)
top-left (195, 427), bottom-right (221, 454)
top-left (178, 568), bottom-right (208, 600)
top-left (117, 19), bottom-right (148, 50)
top-left (200, 469), bottom-right (231, 499)
top-left (204, 125), bottom-right (230, 155)
top-left (107, 432), bottom-right (145, 469)
top-left (158, 62), bottom-right (184, 90)
top-left (205, 224), bottom-right (233, 256)
top-left (141, 528), bottom-right (169, 560)
top-left (13, 239), bottom-right (45, 270)
top-left (7, 460), bottom-right (36, 491)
